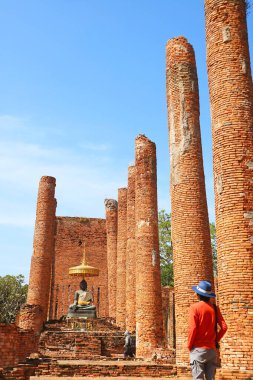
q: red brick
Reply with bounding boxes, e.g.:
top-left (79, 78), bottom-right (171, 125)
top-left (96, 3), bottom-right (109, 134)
top-left (27, 176), bottom-right (56, 322)
top-left (126, 165), bottom-right (136, 333)
top-left (116, 188), bottom-right (128, 329)
top-left (166, 36), bottom-right (214, 366)
top-left (104, 199), bottom-right (118, 319)
top-left (205, 0), bottom-right (253, 374)
top-left (135, 135), bottom-right (164, 358)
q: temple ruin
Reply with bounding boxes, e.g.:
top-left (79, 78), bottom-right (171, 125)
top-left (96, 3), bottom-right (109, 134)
top-left (1, 0), bottom-right (253, 379)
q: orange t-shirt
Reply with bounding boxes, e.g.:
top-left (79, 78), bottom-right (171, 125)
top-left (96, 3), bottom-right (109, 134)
top-left (188, 301), bottom-right (227, 351)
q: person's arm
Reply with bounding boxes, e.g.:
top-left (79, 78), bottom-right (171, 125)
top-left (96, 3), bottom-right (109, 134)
top-left (217, 307), bottom-right (227, 342)
top-left (188, 305), bottom-right (198, 351)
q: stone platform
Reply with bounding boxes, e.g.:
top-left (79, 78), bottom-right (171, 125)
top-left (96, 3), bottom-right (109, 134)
top-left (31, 377), bottom-right (191, 380)
top-left (0, 318), bottom-right (177, 380)
top-left (33, 359), bottom-right (177, 378)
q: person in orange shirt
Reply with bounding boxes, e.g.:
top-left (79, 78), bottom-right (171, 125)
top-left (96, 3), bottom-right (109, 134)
top-left (188, 281), bottom-right (227, 380)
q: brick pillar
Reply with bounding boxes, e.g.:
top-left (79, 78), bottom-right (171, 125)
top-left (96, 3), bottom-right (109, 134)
top-left (116, 187), bottom-right (127, 329)
top-left (104, 199), bottom-right (118, 319)
top-left (205, 0), bottom-right (253, 375)
top-left (26, 176), bottom-right (56, 321)
top-left (166, 37), bottom-right (214, 366)
top-left (126, 165), bottom-right (136, 332)
top-left (135, 134), bottom-right (164, 358)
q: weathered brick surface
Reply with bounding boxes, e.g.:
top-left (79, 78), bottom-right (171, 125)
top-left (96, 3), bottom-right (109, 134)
top-left (0, 364), bottom-right (37, 380)
top-left (17, 304), bottom-right (44, 333)
top-left (50, 217), bottom-right (108, 319)
top-left (162, 287), bottom-right (175, 350)
top-left (126, 165), bottom-right (136, 333)
top-left (104, 199), bottom-right (118, 319)
top-left (135, 135), bottom-right (164, 358)
top-left (166, 36), bottom-right (214, 366)
top-left (39, 331), bottom-right (102, 359)
top-left (39, 318), bottom-right (126, 359)
top-left (34, 360), bottom-right (176, 378)
top-left (27, 176), bottom-right (57, 321)
top-left (116, 188), bottom-right (128, 329)
top-left (0, 324), bottom-right (38, 367)
top-left (205, 0), bottom-right (253, 374)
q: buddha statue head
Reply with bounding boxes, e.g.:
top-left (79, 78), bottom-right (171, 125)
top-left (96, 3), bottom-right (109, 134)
top-left (80, 279), bottom-right (88, 291)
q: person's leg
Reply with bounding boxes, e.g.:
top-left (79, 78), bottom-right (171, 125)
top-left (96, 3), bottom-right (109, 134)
top-left (190, 348), bottom-right (205, 380)
top-left (204, 349), bottom-right (217, 380)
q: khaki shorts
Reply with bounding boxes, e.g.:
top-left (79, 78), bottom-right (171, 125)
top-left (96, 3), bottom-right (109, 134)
top-left (190, 348), bottom-right (217, 380)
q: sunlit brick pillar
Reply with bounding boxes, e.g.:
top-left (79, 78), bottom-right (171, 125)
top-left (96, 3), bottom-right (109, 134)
top-left (26, 176), bottom-right (57, 321)
top-left (104, 199), bottom-right (118, 319)
top-left (116, 187), bottom-right (127, 329)
top-left (166, 37), bottom-right (214, 367)
top-left (135, 135), bottom-right (164, 358)
top-left (205, 0), bottom-right (253, 376)
top-left (125, 165), bottom-right (136, 332)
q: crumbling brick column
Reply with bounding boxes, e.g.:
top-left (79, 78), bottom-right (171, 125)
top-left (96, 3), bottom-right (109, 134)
top-left (126, 165), bottom-right (136, 332)
top-left (26, 176), bottom-right (56, 322)
top-left (135, 135), bottom-right (164, 358)
top-left (116, 187), bottom-right (127, 329)
top-left (166, 37), bottom-right (214, 366)
top-left (17, 304), bottom-right (44, 333)
top-left (205, 0), bottom-right (253, 375)
top-left (104, 199), bottom-right (118, 319)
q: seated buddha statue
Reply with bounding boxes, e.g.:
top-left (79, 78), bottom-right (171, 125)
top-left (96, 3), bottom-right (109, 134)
top-left (67, 279), bottom-right (96, 318)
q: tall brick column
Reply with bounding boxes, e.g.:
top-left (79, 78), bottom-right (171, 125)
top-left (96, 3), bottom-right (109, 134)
top-left (104, 199), bottom-right (118, 319)
top-left (166, 37), bottom-right (214, 366)
top-left (27, 176), bottom-right (57, 321)
top-left (116, 187), bottom-right (127, 329)
top-left (126, 165), bottom-right (136, 332)
top-left (205, 0), bottom-right (253, 375)
top-left (135, 135), bottom-right (164, 358)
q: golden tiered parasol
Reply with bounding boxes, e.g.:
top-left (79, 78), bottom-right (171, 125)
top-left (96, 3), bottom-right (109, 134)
top-left (69, 243), bottom-right (99, 278)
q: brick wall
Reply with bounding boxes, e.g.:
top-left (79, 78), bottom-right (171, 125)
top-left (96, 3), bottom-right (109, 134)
top-left (49, 217), bottom-right (108, 319)
top-left (205, 0), bottom-right (253, 375)
top-left (166, 36), bottom-right (214, 366)
top-left (104, 199), bottom-right (118, 319)
top-left (126, 165), bottom-right (136, 333)
top-left (0, 324), bottom-right (38, 367)
top-left (135, 135), bottom-right (164, 358)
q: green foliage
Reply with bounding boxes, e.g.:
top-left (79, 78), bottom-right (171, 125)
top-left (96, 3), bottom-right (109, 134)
top-left (158, 210), bottom-right (173, 287)
top-left (210, 222), bottom-right (217, 276)
top-left (0, 274), bottom-right (28, 324)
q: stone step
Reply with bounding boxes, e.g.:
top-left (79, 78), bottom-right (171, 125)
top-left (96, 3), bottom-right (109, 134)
top-left (34, 359), bottom-right (177, 378)
top-left (30, 376), bottom-right (192, 380)
top-left (30, 377), bottom-right (191, 380)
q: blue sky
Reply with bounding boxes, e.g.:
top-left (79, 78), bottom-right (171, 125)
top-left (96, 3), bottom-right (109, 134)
top-left (1, 1), bottom-right (253, 281)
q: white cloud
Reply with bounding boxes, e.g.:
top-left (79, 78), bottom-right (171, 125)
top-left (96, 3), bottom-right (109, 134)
top-left (0, 115), bottom-right (28, 130)
top-left (0, 116), bottom-right (125, 228)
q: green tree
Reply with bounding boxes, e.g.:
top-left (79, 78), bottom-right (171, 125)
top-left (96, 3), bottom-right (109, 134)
top-left (0, 275), bottom-right (28, 324)
top-left (210, 222), bottom-right (217, 276)
top-left (158, 210), bottom-right (173, 287)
